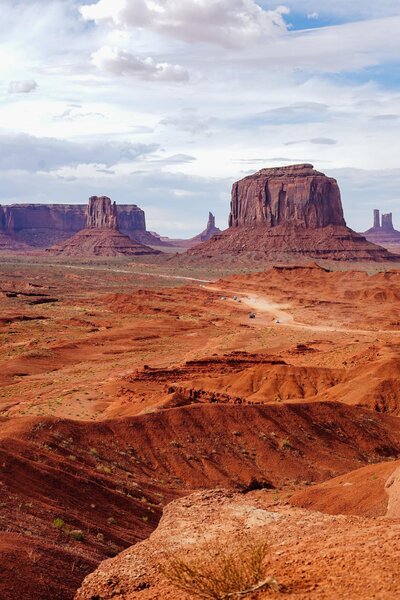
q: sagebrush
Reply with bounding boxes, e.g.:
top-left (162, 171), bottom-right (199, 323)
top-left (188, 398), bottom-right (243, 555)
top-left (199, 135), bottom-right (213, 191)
top-left (161, 534), bottom-right (279, 599)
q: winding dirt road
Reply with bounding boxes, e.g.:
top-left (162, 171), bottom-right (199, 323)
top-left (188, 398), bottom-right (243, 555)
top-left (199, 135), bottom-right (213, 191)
top-left (206, 286), bottom-right (400, 337)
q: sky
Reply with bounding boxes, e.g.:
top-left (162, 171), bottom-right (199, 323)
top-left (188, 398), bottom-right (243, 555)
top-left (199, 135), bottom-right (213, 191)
top-left (1, 0), bottom-right (400, 236)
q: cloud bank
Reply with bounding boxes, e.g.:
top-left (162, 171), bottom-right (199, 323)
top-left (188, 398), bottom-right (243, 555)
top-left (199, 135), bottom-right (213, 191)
top-left (80, 0), bottom-right (289, 48)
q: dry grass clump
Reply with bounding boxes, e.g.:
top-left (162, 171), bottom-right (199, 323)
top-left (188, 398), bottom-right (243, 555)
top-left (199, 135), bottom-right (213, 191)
top-left (161, 534), bottom-right (279, 599)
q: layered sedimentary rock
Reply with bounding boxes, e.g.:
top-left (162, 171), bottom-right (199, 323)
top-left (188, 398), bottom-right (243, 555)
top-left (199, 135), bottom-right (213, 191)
top-left (189, 164), bottom-right (397, 262)
top-left (0, 203), bottom-right (149, 248)
top-left (0, 232), bottom-right (32, 253)
top-left (48, 196), bottom-right (160, 257)
top-left (229, 164), bottom-right (346, 229)
top-left (363, 209), bottom-right (400, 246)
top-left (87, 196), bottom-right (118, 229)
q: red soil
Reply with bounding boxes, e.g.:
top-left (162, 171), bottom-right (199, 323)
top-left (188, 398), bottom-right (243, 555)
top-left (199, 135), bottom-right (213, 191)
top-left (75, 489), bottom-right (400, 600)
top-left (1, 258), bottom-right (400, 599)
top-left (1, 403), bottom-right (400, 599)
top-left (289, 459), bottom-right (400, 518)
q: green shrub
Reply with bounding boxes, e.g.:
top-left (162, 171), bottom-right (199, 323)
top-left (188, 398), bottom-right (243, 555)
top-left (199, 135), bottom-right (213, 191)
top-left (52, 518), bottom-right (65, 529)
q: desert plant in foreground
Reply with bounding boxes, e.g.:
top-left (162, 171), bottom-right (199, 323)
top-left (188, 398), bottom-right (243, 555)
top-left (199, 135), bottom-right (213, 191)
top-left (161, 535), bottom-right (280, 599)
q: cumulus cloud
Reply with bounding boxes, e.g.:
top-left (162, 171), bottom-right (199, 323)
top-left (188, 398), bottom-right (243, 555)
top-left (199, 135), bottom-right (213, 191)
top-left (8, 80), bottom-right (37, 94)
top-left (80, 0), bottom-right (289, 48)
top-left (91, 45), bottom-right (189, 81)
top-left (0, 132), bottom-right (158, 172)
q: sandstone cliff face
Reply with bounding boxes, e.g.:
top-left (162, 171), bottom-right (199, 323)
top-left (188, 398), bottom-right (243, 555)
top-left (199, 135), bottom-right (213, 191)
top-left (0, 203), bottom-right (147, 247)
top-left (48, 196), bottom-right (160, 257)
top-left (87, 196), bottom-right (118, 229)
top-left (187, 164), bottom-right (397, 262)
top-left (229, 164), bottom-right (345, 229)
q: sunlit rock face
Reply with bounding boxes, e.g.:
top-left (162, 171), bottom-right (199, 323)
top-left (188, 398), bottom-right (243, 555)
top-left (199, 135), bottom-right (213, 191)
top-left (229, 164), bottom-right (346, 229)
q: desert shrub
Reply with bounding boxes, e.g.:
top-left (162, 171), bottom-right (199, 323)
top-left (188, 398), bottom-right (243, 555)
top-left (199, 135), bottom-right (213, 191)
top-left (69, 529), bottom-right (85, 541)
top-left (52, 518), bottom-right (65, 529)
top-left (161, 534), bottom-right (279, 599)
top-left (278, 438), bottom-right (292, 450)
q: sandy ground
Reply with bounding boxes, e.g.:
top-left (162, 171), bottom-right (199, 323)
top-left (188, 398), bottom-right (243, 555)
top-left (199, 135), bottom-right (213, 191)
top-left (1, 256), bottom-right (400, 599)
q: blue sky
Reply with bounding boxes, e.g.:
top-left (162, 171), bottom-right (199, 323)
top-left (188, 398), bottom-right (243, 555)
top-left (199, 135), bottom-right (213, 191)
top-left (1, 0), bottom-right (400, 235)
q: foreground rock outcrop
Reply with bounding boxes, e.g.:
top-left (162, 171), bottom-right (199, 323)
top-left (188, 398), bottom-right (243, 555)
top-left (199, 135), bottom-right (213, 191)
top-left (188, 164), bottom-right (397, 262)
top-left (48, 196), bottom-right (160, 257)
top-left (75, 485), bottom-right (400, 600)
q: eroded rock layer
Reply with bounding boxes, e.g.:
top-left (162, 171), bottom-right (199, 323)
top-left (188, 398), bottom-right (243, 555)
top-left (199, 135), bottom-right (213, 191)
top-left (0, 203), bottom-right (149, 248)
top-left (189, 164), bottom-right (398, 262)
top-left (229, 164), bottom-right (345, 229)
top-left (47, 196), bottom-right (160, 257)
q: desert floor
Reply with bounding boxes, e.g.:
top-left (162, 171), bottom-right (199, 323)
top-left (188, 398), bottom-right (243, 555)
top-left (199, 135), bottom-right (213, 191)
top-left (0, 254), bottom-right (399, 599)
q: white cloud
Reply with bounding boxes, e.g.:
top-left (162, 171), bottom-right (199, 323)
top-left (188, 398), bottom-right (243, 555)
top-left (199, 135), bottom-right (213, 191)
top-left (0, 132), bottom-right (158, 172)
top-left (80, 0), bottom-right (289, 48)
top-left (8, 80), bottom-right (37, 93)
top-left (91, 45), bottom-right (189, 81)
top-left (263, 1), bottom-right (400, 20)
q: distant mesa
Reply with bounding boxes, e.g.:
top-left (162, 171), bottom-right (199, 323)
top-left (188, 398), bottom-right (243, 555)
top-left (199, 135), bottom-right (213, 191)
top-left (188, 164), bottom-right (398, 262)
top-left (0, 201), bottom-right (163, 249)
top-left (363, 209), bottom-right (400, 246)
top-left (47, 196), bottom-right (161, 257)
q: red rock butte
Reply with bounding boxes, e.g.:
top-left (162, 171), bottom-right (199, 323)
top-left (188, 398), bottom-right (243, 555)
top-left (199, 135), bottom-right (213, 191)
top-left (363, 208), bottom-right (400, 246)
top-left (188, 164), bottom-right (399, 261)
top-left (87, 195), bottom-right (119, 230)
top-left (48, 196), bottom-right (160, 257)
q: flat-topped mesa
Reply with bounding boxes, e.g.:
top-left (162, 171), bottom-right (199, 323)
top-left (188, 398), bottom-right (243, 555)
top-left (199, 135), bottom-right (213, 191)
top-left (186, 164), bottom-right (399, 262)
top-left (229, 163), bottom-right (346, 229)
top-left (87, 196), bottom-right (118, 230)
